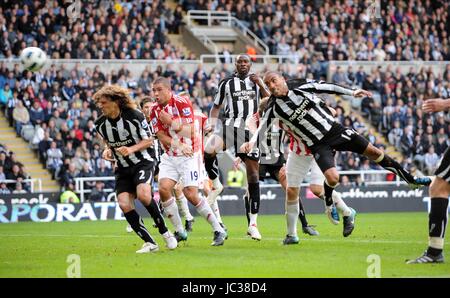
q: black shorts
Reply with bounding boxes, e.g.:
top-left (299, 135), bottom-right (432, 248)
top-left (115, 161), bottom-right (155, 195)
top-left (214, 121), bottom-right (259, 161)
top-left (435, 147), bottom-right (450, 183)
top-left (309, 123), bottom-right (370, 173)
top-left (259, 155), bottom-right (285, 181)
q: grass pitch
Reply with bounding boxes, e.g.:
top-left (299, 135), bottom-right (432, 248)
top-left (0, 212), bottom-right (449, 278)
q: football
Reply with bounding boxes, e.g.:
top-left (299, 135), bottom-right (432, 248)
top-left (19, 47), bottom-right (48, 72)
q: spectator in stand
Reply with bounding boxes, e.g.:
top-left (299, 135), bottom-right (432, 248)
top-left (12, 182), bottom-right (27, 194)
top-left (29, 100), bottom-right (45, 126)
top-left (89, 181), bottom-right (107, 202)
top-left (0, 83), bottom-right (13, 109)
top-left (0, 182), bottom-right (11, 194)
top-left (46, 141), bottom-right (63, 179)
top-left (62, 163), bottom-right (78, 189)
top-left (0, 165), bottom-right (5, 181)
top-left (78, 163), bottom-right (96, 190)
top-left (12, 100), bottom-right (30, 136)
top-left (6, 164), bottom-right (25, 190)
top-left (424, 146), bottom-right (440, 175)
top-left (38, 131), bottom-right (53, 164)
top-left (400, 126), bottom-right (415, 158)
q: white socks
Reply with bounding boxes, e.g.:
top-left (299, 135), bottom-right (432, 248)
top-left (205, 190), bottom-right (223, 223)
top-left (162, 198), bottom-right (184, 233)
top-left (332, 192), bottom-right (352, 217)
top-left (212, 177), bottom-right (222, 189)
top-left (286, 199), bottom-right (299, 236)
top-left (196, 199), bottom-right (224, 233)
top-left (176, 194), bottom-right (194, 221)
top-left (210, 200), bottom-right (223, 223)
top-left (249, 213), bottom-right (258, 226)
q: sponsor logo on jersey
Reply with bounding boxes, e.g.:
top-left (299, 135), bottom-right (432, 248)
top-left (121, 130), bottom-right (130, 138)
top-left (182, 108), bottom-right (191, 116)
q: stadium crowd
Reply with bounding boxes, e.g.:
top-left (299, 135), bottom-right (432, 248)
top-left (0, 142), bottom-right (31, 193)
top-left (184, 0), bottom-right (450, 62)
top-left (330, 63), bottom-right (450, 176)
top-left (0, 0), bottom-right (190, 60)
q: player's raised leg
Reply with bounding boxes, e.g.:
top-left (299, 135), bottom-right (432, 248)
top-left (363, 142), bottom-right (431, 188)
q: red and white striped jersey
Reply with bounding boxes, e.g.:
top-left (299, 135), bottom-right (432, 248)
top-left (150, 94), bottom-right (195, 157)
top-left (279, 121), bottom-right (312, 156)
top-left (253, 111), bottom-right (311, 157)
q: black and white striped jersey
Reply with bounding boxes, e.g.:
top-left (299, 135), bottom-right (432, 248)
top-left (146, 117), bottom-right (162, 163)
top-left (214, 73), bottom-right (261, 129)
top-left (95, 108), bottom-right (154, 169)
top-left (287, 78), bottom-right (355, 96)
top-left (255, 79), bottom-right (354, 158)
top-left (255, 83), bottom-right (354, 147)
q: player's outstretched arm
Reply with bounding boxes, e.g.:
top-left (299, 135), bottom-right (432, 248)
top-left (116, 138), bottom-right (153, 157)
top-left (422, 98), bottom-right (450, 113)
top-left (297, 80), bottom-right (372, 98)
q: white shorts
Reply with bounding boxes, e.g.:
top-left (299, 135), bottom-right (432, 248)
top-left (197, 155), bottom-right (208, 190)
top-left (158, 153), bottom-right (202, 187)
top-left (286, 154), bottom-right (325, 187)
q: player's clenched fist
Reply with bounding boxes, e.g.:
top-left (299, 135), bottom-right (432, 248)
top-left (116, 146), bottom-right (134, 156)
top-left (102, 148), bottom-right (114, 161)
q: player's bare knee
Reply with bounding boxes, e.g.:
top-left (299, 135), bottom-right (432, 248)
top-left (118, 197), bottom-right (133, 213)
top-left (286, 187), bottom-right (299, 201)
top-left (183, 186), bottom-right (200, 205)
top-left (309, 184), bottom-right (323, 197)
top-left (325, 171), bottom-right (339, 186)
top-left (158, 187), bottom-right (172, 201)
top-left (429, 177), bottom-right (450, 198)
top-left (136, 190), bottom-right (151, 204)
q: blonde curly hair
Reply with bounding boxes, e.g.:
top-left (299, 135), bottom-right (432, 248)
top-left (93, 85), bottom-right (137, 110)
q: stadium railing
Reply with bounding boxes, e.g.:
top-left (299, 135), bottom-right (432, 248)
top-left (75, 176), bottom-right (115, 202)
top-left (2, 59), bottom-right (446, 79)
top-left (197, 34), bottom-right (220, 61)
top-left (186, 10), bottom-right (270, 55)
top-left (0, 178), bottom-right (42, 193)
top-left (74, 170), bottom-right (403, 202)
